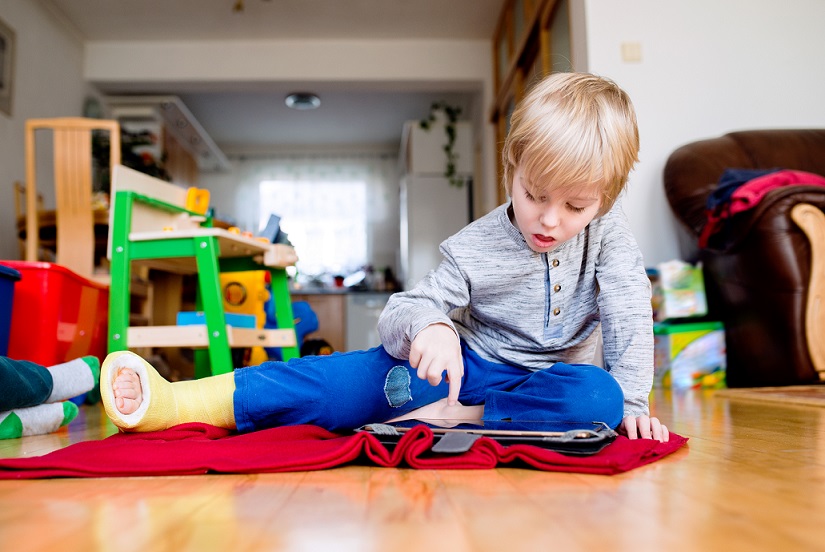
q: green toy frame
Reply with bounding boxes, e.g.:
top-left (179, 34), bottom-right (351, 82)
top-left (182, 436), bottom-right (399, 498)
top-left (107, 189), bottom-right (299, 378)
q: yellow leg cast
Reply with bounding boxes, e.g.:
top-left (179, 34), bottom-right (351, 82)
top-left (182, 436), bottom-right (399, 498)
top-left (101, 351), bottom-right (236, 432)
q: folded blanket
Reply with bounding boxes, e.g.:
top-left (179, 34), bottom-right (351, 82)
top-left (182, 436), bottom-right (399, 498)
top-left (0, 423), bottom-right (688, 479)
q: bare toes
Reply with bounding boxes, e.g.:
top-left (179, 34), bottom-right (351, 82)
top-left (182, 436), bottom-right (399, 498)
top-left (113, 368), bottom-right (143, 415)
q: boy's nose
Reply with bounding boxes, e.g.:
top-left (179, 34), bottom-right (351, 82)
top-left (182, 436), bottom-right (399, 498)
top-left (539, 206), bottom-right (560, 229)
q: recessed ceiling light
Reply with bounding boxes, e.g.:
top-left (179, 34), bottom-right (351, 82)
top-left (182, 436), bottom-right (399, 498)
top-left (285, 93), bottom-right (321, 110)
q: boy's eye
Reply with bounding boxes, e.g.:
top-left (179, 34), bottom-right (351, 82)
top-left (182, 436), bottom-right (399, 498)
top-left (525, 191), bottom-right (548, 203)
top-left (567, 204), bottom-right (586, 213)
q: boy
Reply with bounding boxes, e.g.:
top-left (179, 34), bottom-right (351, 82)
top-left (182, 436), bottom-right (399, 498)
top-left (102, 72), bottom-right (668, 442)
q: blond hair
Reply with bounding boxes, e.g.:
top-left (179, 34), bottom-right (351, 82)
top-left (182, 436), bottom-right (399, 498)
top-left (502, 72), bottom-right (639, 216)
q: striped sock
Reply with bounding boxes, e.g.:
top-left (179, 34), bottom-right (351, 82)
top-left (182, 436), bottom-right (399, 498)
top-left (0, 402), bottom-right (78, 440)
top-left (46, 356), bottom-right (100, 403)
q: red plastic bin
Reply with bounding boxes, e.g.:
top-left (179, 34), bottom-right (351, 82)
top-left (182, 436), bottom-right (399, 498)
top-left (0, 261), bottom-right (109, 366)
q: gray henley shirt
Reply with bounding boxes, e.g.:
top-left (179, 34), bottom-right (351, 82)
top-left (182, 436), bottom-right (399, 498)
top-left (377, 200), bottom-right (654, 418)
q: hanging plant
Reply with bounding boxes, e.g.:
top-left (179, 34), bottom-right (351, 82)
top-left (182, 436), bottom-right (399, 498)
top-left (420, 101), bottom-right (464, 187)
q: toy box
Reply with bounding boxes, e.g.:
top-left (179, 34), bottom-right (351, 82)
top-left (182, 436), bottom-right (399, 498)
top-left (0, 263), bottom-right (21, 356)
top-left (649, 260), bottom-right (708, 322)
top-left (654, 321), bottom-right (726, 389)
top-left (0, 261), bottom-right (109, 366)
top-left (176, 311), bottom-right (257, 328)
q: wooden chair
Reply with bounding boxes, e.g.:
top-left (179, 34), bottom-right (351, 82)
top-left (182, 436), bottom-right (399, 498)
top-left (14, 181), bottom-right (43, 260)
top-left (24, 117), bottom-right (121, 281)
top-left (107, 164), bottom-right (300, 377)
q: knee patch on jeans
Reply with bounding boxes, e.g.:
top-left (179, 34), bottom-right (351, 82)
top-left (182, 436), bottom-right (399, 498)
top-left (384, 365), bottom-right (412, 408)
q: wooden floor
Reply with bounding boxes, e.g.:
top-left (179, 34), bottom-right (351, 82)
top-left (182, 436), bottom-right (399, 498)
top-left (1, 389), bottom-right (824, 552)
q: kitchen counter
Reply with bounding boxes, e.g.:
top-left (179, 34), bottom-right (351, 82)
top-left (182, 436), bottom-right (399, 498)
top-left (290, 286), bottom-right (396, 295)
top-left (290, 290), bottom-right (393, 353)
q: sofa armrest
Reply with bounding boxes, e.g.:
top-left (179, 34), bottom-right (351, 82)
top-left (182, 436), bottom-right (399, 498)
top-left (663, 135), bottom-right (752, 237)
top-left (791, 203), bottom-right (825, 381)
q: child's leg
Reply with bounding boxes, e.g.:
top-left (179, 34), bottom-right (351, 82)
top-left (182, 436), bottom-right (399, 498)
top-left (100, 351), bottom-right (235, 432)
top-left (0, 402), bottom-right (78, 440)
top-left (482, 362), bottom-right (625, 429)
top-left (103, 345), bottom-right (624, 434)
top-left (100, 347), bottom-right (445, 434)
top-left (107, 345), bottom-right (581, 435)
top-left (455, 345), bottom-right (624, 429)
top-left (234, 344), bottom-right (622, 433)
top-left (0, 357), bottom-right (52, 411)
top-left (234, 346), bottom-right (451, 433)
top-left (46, 357), bottom-right (100, 403)
top-left (0, 356), bottom-right (99, 411)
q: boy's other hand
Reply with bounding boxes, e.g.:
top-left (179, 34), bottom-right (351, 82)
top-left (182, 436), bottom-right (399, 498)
top-left (409, 323), bottom-right (464, 405)
top-left (619, 414), bottom-right (670, 442)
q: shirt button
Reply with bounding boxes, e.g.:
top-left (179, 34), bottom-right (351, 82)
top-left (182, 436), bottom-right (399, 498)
top-left (552, 259), bottom-right (560, 267)
top-left (553, 284), bottom-right (561, 292)
top-left (553, 308), bottom-right (561, 316)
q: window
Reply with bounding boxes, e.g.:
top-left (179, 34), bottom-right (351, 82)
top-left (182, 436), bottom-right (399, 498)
top-left (259, 180), bottom-right (368, 280)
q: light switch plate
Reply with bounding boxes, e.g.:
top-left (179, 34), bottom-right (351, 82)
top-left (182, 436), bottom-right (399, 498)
top-left (621, 42), bottom-right (642, 62)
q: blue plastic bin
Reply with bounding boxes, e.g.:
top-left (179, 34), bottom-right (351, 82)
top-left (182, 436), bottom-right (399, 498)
top-left (0, 263), bottom-right (21, 356)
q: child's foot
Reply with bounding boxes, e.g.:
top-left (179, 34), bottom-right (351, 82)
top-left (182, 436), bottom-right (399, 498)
top-left (100, 350), bottom-right (236, 432)
top-left (100, 350), bottom-right (162, 431)
top-left (0, 402), bottom-right (78, 440)
top-left (46, 356), bottom-right (100, 404)
top-left (112, 368), bottom-right (143, 415)
top-left (386, 398), bottom-right (484, 426)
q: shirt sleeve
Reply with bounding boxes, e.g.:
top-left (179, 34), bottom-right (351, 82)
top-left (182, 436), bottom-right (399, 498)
top-left (377, 242), bottom-right (471, 360)
top-left (594, 206), bottom-right (655, 418)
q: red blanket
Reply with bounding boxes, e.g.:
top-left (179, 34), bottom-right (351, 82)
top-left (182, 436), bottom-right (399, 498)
top-left (0, 423), bottom-right (688, 479)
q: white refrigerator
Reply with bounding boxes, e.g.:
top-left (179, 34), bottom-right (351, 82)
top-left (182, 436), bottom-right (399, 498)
top-left (399, 119), bottom-right (473, 290)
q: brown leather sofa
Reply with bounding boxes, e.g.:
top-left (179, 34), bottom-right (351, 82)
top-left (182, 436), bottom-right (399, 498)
top-left (664, 129), bottom-right (825, 387)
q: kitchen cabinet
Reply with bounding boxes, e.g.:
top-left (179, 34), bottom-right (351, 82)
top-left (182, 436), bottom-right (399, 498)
top-left (292, 292), bottom-right (347, 353)
top-left (346, 292), bottom-right (392, 351)
top-left (292, 291), bottom-right (393, 353)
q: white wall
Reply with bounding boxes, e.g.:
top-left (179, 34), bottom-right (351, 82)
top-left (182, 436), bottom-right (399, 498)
top-left (0, 0), bottom-right (89, 260)
top-left (579, 0), bottom-right (825, 265)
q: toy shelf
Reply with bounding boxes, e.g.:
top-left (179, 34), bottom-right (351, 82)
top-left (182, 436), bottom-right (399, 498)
top-left (127, 325), bottom-right (297, 349)
top-left (128, 231), bottom-right (297, 274)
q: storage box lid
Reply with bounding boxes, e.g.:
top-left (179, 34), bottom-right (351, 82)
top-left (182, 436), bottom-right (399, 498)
top-left (0, 261), bottom-right (107, 290)
top-left (0, 263), bottom-right (21, 281)
top-left (654, 320), bottom-right (724, 335)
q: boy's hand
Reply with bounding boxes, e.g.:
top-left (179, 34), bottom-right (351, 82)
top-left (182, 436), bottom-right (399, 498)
top-left (409, 323), bottom-right (464, 405)
top-left (619, 414), bottom-right (669, 442)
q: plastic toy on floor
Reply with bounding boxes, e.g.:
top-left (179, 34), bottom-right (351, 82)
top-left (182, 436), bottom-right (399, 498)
top-left (0, 356), bottom-right (100, 440)
top-left (265, 299), bottom-right (333, 360)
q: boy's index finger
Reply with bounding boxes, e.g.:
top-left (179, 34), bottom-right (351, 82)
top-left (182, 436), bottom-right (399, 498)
top-left (447, 372), bottom-right (461, 406)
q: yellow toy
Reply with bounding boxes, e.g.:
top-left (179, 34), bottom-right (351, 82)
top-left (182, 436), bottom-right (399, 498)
top-left (220, 270), bottom-right (270, 365)
top-left (185, 187), bottom-right (210, 215)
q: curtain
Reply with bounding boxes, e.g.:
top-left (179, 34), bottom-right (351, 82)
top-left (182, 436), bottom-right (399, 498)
top-left (203, 152), bottom-right (401, 282)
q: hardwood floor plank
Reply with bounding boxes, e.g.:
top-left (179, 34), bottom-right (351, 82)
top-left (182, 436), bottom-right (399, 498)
top-left (436, 469), bottom-right (587, 550)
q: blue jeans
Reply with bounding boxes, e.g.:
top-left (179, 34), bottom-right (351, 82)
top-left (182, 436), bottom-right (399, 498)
top-left (233, 342), bottom-right (624, 433)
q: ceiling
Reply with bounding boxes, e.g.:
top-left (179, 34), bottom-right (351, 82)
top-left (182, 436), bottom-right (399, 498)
top-left (42, 0), bottom-right (505, 156)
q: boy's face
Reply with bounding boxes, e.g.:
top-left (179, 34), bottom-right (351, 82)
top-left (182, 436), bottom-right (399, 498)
top-left (509, 165), bottom-right (602, 253)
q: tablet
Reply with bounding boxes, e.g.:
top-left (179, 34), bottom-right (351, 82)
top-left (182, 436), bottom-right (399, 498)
top-left (356, 419), bottom-right (617, 456)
